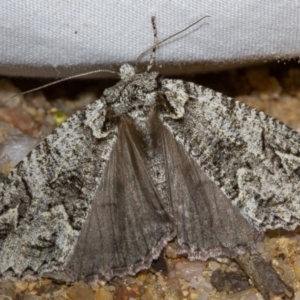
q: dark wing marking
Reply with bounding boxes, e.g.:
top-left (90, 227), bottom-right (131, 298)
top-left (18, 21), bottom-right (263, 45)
top-left (161, 79), bottom-right (300, 230)
top-left (65, 120), bottom-right (174, 281)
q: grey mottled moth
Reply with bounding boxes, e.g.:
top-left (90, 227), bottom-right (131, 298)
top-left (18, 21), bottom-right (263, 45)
top-left (0, 17), bottom-right (297, 299)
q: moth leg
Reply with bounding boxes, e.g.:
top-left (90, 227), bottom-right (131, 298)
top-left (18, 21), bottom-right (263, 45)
top-left (235, 252), bottom-right (294, 300)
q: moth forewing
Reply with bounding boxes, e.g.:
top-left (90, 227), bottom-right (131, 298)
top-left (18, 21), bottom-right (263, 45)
top-left (161, 78), bottom-right (300, 231)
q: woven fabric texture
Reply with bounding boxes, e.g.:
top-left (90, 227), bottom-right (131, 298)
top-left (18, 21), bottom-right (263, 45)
top-left (1, 0), bottom-right (300, 78)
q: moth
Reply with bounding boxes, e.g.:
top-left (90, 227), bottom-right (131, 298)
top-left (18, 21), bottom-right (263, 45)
top-left (0, 17), bottom-right (297, 299)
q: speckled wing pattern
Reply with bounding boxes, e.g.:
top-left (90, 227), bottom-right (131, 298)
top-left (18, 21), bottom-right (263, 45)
top-left (0, 96), bottom-right (117, 278)
top-left (161, 78), bottom-right (300, 230)
top-left (0, 64), bottom-right (299, 280)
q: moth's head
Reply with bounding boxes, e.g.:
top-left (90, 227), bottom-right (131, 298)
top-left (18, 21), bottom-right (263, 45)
top-left (119, 64), bottom-right (136, 81)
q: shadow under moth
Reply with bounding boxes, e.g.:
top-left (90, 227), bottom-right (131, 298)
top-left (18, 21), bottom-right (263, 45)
top-left (0, 17), bottom-right (297, 300)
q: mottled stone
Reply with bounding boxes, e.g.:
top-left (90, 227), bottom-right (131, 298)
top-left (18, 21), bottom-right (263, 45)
top-left (0, 107), bottom-right (34, 134)
top-left (67, 282), bottom-right (94, 300)
top-left (174, 260), bottom-right (206, 282)
top-left (35, 279), bottom-right (61, 296)
top-left (208, 261), bottom-right (221, 272)
top-left (0, 134), bottom-right (39, 175)
top-left (0, 296), bottom-right (12, 300)
top-left (21, 295), bottom-right (44, 300)
top-left (94, 288), bottom-right (113, 300)
top-left (113, 284), bottom-right (141, 300)
top-left (165, 243), bottom-right (183, 259)
top-left (210, 269), bottom-right (251, 293)
top-left (294, 290), bottom-right (300, 300)
top-left (221, 288), bottom-right (258, 300)
top-left (0, 79), bottom-right (23, 107)
top-left (15, 282), bottom-right (38, 296)
top-left (0, 281), bottom-right (15, 299)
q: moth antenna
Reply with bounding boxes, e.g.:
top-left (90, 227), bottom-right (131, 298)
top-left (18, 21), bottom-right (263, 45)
top-left (5, 69), bottom-right (119, 102)
top-left (135, 15), bottom-right (210, 70)
top-left (147, 16), bottom-right (158, 72)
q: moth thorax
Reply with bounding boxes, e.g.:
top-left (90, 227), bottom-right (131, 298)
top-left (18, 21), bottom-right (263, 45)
top-left (130, 115), bottom-right (151, 134)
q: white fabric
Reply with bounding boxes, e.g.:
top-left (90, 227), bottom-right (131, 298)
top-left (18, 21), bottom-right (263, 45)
top-left (1, 0), bottom-right (300, 78)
